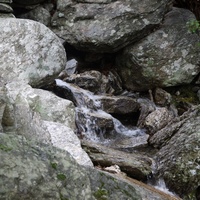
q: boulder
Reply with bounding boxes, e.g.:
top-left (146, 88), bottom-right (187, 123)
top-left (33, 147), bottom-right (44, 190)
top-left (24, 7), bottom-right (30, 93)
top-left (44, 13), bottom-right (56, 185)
top-left (97, 95), bottom-right (139, 114)
top-left (76, 107), bottom-right (115, 141)
top-left (0, 18), bottom-right (66, 88)
top-left (144, 107), bottom-right (174, 135)
top-left (64, 70), bottom-right (122, 95)
top-left (82, 140), bottom-right (152, 181)
top-left (17, 5), bottom-right (51, 26)
top-left (149, 105), bottom-right (200, 199)
top-left (0, 132), bottom-right (179, 200)
top-left (50, 0), bottom-right (173, 53)
top-left (2, 82), bottom-right (93, 166)
top-left (55, 79), bottom-right (102, 109)
top-left (0, 3), bottom-right (13, 13)
top-left (116, 8), bottom-right (200, 91)
top-left (154, 88), bottom-right (172, 107)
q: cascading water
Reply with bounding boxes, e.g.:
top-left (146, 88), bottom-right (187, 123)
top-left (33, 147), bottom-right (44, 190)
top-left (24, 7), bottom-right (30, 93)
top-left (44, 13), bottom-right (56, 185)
top-left (55, 79), bottom-right (147, 145)
top-left (55, 78), bottom-right (180, 198)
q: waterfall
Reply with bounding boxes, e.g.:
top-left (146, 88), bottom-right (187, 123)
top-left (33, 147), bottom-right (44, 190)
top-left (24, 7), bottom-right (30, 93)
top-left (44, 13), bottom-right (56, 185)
top-left (55, 79), bottom-right (147, 145)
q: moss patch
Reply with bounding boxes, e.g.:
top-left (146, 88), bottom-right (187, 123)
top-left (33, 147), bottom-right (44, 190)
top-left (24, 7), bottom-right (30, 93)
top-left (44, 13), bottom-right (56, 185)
top-left (57, 173), bottom-right (66, 181)
top-left (0, 144), bottom-right (12, 152)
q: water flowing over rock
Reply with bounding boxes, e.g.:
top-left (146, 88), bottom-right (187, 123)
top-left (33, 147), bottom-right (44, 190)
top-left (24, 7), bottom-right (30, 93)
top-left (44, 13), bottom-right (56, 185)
top-left (116, 7), bottom-right (200, 91)
top-left (55, 79), bottom-right (147, 145)
top-left (0, 18), bottom-right (66, 88)
top-left (50, 0), bottom-right (173, 53)
top-left (63, 70), bottom-right (123, 95)
top-left (149, 105), bottom-right (200, 199)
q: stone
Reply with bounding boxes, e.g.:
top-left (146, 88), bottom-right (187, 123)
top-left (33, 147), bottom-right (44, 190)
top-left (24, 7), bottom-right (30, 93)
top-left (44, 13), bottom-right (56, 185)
top-left (0, 132), bottom-right (177, 200)
top-left (0, 80), bottom-right (6, 132)
top-left (154, 88), bottom-right (172, 107)
top-left (0, 18), bottom-right (66, 88)
top-left (17, 6), bottom-right (51, 26)
top-left (42, 121), bottom-right (93, 166)
top-left (0, 3), bottom-right (13, 13)
top-left (137, 98), bottom-right (156, 127)
top-left (97, 95), bottom-right (139, 114)
top-left (0, 12), bottom-right (14, 17)
top-left (144, 107), bottom-right (174, 135)
top-left (2, 82), bottom-right (92, 166)
top-left (76, 107), bottom-right (115, 141)
top-left (50, 0), bottom-right (173, 53)
top-left (116, 8), bottom-right (200, 91)
top-left (82, 140), bottom-right (152, 181)
top-left (65, 58), bottom-right (78, 76)
top-left (64, 70), bottom-right (122, 95)
top-left (149, 105), bottom-right (200, 199)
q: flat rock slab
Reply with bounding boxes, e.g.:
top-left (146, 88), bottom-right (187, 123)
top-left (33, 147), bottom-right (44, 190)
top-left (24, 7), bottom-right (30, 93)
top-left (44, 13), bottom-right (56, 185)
top-left (82, 140), bottom-right (152, 181)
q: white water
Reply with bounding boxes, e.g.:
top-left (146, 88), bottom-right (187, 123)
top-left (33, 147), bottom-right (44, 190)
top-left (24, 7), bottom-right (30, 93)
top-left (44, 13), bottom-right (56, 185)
top-left (148, 160), bottom-right (178, 197)
top-left (154, 178), bottom-right (176, 196)
top-left (56, 79), bottom-right (146, 144)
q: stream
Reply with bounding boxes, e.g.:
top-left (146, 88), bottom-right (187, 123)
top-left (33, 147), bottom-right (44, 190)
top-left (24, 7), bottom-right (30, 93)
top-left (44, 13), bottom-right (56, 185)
top-left (54, 78), bottom-right (179, 198)
top-left (55, 79), bottom-right (148, 147)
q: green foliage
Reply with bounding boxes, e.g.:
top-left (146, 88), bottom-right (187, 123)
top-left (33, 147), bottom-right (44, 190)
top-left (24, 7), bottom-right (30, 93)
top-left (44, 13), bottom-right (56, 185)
top-left (57, 173), bottom-right (66, 181)
top-left (93, 183), bottom-right (108, 200)
top-left (0, 144), bottom-right (12, 152)
top-left (93, 188), bottom-right (108, 200)
top-left (51, 162), bottom-right (58, 170)
top-left (187, 19), bottom-right (200, 33)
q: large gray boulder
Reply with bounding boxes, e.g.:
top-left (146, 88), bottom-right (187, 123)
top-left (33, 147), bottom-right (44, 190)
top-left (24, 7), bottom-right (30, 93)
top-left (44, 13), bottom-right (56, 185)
top-left (0, 18), bottom-right (66, 88)
top-left (51, 0), bottom-right (173, 53)
top-left (116, 8), bottom-right (200, 91)
top-left (2, 82), bottom-right (93, 166)
top-left (0, 132), bottom-right (179, 200)
top-left (149, 105), bottom-right (200, 199)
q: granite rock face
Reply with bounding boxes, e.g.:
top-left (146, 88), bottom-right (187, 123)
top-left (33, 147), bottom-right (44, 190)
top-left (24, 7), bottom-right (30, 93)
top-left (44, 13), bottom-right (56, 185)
top-left (116, 8), bottom-right (200, 91)
top-left (2, 82), bottom-right (93, 166)
top-left (50, 0), bottom-right (173, 53)
top-left (0, 18), bottom-right (66, 88)
top-left (149, 105), bottom-right (200, 199)
top-left (0, 132), bottom-right (178, 200)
